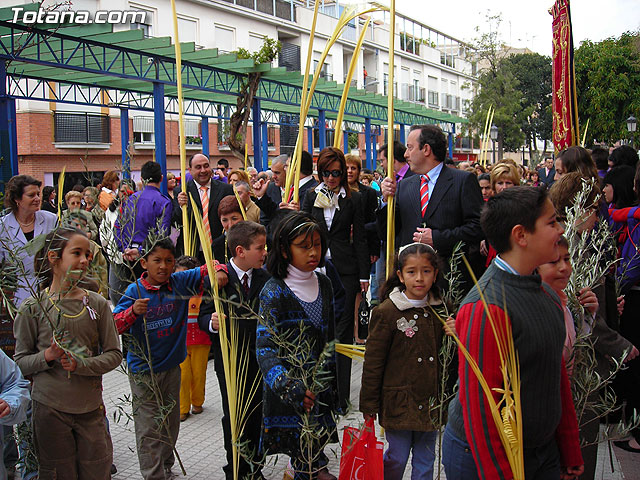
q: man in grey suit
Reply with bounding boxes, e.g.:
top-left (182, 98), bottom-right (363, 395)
top-left (378, 124), bottom-right (483, 262)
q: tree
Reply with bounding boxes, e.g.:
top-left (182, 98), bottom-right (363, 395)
top-left (574, 32), bottom-right (640, 145)
top-left (502, 53), bottom-right (553, 163)
top-left (227, 37), bottom-right (281, 164)
top-left (465, 14), bottom-right (525, 161)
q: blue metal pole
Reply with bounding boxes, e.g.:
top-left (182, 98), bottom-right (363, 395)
top-left (318, 110), bottom-right (326, 150)
top-left (120, 108), bottom-right (130, 179)
top-left (449, 123), bottom-right (455, 158)
top-left (261, 122), bottom-right (268, 171)
top-left (372, 127), bottom-right (378, 168)
top-left (307, 126), bottom-right (313, 153)
top-left (0, 62), bottom-right (18, 185)
top-left (153, 82), bottom-right (167, 194)
top-left (343, 130), bottom-right (349, 153)
top-left (399, 123), bottom-right (406, 144)
top-left (8, 99), bottom-right (16, 177)
top-left (252, 99), bottom-right (261, 170)
top-left (201, 116), bottom-right (209, 158)
top-left (364, 118), bottom-right (372, 170)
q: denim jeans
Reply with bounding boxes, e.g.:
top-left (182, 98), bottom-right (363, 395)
top-left (441, 425), bottom-right (479, 480)
top-left (384, 429), bottom-right (438, 480)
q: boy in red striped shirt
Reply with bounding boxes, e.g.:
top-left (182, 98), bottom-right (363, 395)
top-left (442, 186), bottom-right (584, 480)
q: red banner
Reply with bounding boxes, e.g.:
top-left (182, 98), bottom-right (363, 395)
top-left (550, 0), bottom-right (579, 152)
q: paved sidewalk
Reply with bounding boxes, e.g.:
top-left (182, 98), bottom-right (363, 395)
top-left (103, 359), bottom-right (631, 479)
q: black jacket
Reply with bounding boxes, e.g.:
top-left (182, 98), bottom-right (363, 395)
top-left (303, 189), bottom-right (370, 280)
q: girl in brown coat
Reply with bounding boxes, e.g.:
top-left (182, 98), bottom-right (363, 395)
top-left (360, 243), bottom-right (453, 480)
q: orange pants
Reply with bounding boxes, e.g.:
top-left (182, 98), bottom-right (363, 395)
top-left (179, 344), bottom-right (211, 415)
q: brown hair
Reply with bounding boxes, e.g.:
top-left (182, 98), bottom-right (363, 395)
top-left (34, 227), bottom-right (88, 289)
top-left (549, 172), bottom-right (600, 221)
top-left (228, 169), bottom-right (250, 185)
top-left (316, 147), bottom-right (351, 197)
top-left (557, 146), bottom-right (598, 179)
top-left (217, 194), bottom-right (243, 218)
top-left (4, 175), bottom-right (42, 212)
top-left (100, 170), bottom-right (120, 190)
top-left (227, 221), bottom-right (266, 255)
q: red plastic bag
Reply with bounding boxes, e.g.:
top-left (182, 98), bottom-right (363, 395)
top-left (338, 417), bottom-right (384, 480)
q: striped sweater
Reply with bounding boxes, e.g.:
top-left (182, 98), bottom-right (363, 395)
top-left (447, 263), bottom-right (582, 479)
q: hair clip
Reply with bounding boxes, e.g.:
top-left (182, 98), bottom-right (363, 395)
top-left (398, 242), bottom-right (437, 255)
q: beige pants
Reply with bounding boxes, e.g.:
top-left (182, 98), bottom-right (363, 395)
top-left (129, 366), bottom-right (181, 480)
top-left (32, 400), bottom-right (113, 480)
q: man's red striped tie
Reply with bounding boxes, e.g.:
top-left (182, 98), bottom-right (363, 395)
top-left (420, 174), bottom-right (430, 217)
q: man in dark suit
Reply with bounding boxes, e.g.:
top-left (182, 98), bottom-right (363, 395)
top-left (538, 156), bottom-right (556, 186)
top-left (198, 221), bottom-right (270, 480)
top-left (378, 124), bottom-right (484, 262)
top-left (379, 140), bottom-right (415, 181)
top-left (176, 153), bottom-right (234, 258)
top-left (254, 151), bottom-right (318, 242)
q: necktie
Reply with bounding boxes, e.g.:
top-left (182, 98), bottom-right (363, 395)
top-left (241, 273), bottom-right (250, 295)
top-left (420, 174), bottom-right (430, 217)
top-left (200, 186), bottom-right (212, 243)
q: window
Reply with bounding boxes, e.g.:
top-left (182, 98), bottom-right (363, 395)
top-left (249, 33), bottom-right (264, 53)
top-left (428, 76), bottom-right (439, 107)
top-left (54, 112), bottom-right (110, 143)
top-left (399, 32), bottom-right (419, 55)
top-left (267, 126), bottom-right (277, 147)
top-left (217, 104), bottom-right (232, 145)
top-left (184, 119), bottom-right (201, 144)
top-left (133, 116), bottom-right (154, 144)
top-left (215, 25), bottom-right (235, 54)
top-left (177, 17), bottom-right (197, 44)
top-left (129, 5), bottom-right (153, 38)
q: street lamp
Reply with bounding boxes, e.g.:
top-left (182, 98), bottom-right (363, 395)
top-left (627, 115), bottom-right (637, 148)
top-left (490, 124), bottom-right (498, 164)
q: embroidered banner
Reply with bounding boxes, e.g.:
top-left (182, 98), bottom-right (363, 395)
top-left (550, 0), bottom-right (579, 152)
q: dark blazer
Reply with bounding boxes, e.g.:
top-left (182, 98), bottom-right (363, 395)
top-left (303, 189), bottom-right (370, 280)
top-left (212, 233), bottom-right (231, 264)
top-left (197, 263), bottom-right (270, 478)
top-left (197, 264), bottom-right (271, 343)
top-left (297, 176), bottom-right (319, 205)
top-left (174, 179), bottom-right (234, 242)
top-left (377, 164), bottom-right (484, 259)
top-left (356, 182), bottom-right (381, 258)
top-left (260, 182), bottom-right (283, 227)
top-left (538, 167), bottom-right (556, 186)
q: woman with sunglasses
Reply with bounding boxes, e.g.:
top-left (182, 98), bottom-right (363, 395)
top-left (303, 147), bottom-right (370, 409)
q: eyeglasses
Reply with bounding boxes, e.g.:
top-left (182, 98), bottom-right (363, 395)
top-left (322, 170), bottom-right (343, 178)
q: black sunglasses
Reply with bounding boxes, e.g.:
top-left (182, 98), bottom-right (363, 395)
top-left (322, 169), bottom-right (343, 178)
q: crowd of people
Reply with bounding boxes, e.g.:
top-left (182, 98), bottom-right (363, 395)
top-left (0, 124), bottom-right (639, 480)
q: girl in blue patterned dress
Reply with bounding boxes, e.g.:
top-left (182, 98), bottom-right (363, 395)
top-left (257, 212), bottom-right (339, 480)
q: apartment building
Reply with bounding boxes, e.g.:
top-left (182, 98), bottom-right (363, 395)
top-left (9, 0), bottom-right (477, 186)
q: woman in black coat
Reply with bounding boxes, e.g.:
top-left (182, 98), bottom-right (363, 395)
top-left (302, 147), bottom-right (370, 408)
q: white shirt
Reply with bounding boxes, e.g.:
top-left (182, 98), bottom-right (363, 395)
top-left (230, 257), bottom-right (253, 289)
top-left (195, 179), bottom-right (213, 204)
top-left (315, 183), bottom-right (347, 230)
top-left (423, 161), bottom-right (443, 197)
